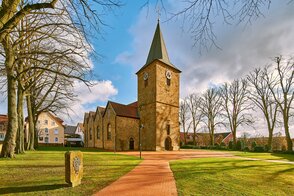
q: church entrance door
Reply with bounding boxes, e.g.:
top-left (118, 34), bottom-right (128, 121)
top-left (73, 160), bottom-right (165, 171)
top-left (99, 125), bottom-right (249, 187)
top-left (129, 138), bottom-right (134, 150)
top-left (165, 137), bottom-right (172, 151)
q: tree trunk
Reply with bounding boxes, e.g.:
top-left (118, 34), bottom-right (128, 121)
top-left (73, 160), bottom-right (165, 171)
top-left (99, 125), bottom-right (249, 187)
top-left (283, 116), bottom-right (293, 152)
top-left (1, 35), bottom-right (18, 158)
top-left (16, 85), bottom-right (25, 154)
top-left (26, 95), bottom-right (35, 150)
top-left (0, 75), bottom-right (18, 157)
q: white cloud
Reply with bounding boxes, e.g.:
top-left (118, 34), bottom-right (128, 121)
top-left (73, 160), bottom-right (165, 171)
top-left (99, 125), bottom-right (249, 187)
top-left (114, 2), bottom-right (294, 137)
top-left (62, 80), bottom-right (118, 124)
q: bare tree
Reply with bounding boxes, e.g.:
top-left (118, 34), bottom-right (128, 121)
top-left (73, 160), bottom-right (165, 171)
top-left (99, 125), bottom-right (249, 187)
top-left (187, 93), bottom-right (203, 145)
top-left (221, 79), bottom-right (253, 146)
top-left (266, 56), bottom-right (293, 152)
top-left (0, 0), bottom-right (121, 157)
top-left (200, 87), bottom-right (223, 146)
top-left (179, 98), bottom-right (191, 145)
top-left (247, 67), bottom-right (279, 151)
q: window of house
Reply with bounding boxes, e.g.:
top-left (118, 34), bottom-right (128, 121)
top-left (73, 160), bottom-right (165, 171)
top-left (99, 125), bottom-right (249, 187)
top-left (44, 120), bottom-right (48, 125)
top-left (45, 128), bottom-right (49, 134)
top-left (89, 128), bottom-right (92, 140)
top-left (51, 121), bottom-right (55, 126)
top-left (0, 133), bottom-right (4, 141)
top-left (107, 124), bottom-right (111, 140)
top-left (39, 137), bottom-right (43, 141)
top-left (166, 124), bottom-right (170, 135)
top-left (45, 137), bottom-right (49, 143)
top-left (97, 126), bottom-right (100, 140)
top-left (0, 124), bottom-right (3, 130)
top-left (55, 137), bottom-right (58, 143)
top-left (54, 129), bottom-right (58, 135)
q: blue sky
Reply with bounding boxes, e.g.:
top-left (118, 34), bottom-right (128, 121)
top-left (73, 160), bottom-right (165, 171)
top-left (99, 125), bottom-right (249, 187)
top-left (0, 1), bottom-right (293, 137)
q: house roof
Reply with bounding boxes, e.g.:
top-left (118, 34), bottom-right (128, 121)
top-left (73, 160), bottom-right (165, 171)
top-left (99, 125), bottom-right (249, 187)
top-left (128, 101), bottom-right (138, 107)
top-left (109, 101), bottom-right (139, 119)
top-left (0, 114), bottom-right (8, 123)
top-left (64, 125), bottom-right (77, 135)
top-left (136, 21), bottom-right (181, 74)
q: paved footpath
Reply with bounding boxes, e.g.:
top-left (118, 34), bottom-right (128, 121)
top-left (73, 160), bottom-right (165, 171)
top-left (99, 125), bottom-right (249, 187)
top-left (94, 150), bottom-right (233, 196)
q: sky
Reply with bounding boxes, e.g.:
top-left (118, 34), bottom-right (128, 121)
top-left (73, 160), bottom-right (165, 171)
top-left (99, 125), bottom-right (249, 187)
top-left (0, 1), bottom-right (293, 137)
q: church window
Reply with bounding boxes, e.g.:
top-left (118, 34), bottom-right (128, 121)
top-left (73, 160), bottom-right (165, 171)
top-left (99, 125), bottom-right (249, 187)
top-left (97, 126), bottom-right (100, 140)
top-left (166, 78), bottom-right (171, 86)
top-left (144, 78), bottom-right (148, 87)
top-left (166, 124), bottom-right (170, 135)
top-left (107, 124), bottom-right (111, 140)
top-left (89, 128), bottom-right (92, 140)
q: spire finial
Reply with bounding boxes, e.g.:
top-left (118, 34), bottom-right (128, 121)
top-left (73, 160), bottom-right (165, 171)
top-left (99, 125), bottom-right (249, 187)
top-left (156, 5), bottom-right (161, 22)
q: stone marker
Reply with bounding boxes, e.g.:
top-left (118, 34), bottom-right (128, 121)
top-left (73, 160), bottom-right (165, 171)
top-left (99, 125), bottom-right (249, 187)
top-left (65, 151), bottom-right (83, 187)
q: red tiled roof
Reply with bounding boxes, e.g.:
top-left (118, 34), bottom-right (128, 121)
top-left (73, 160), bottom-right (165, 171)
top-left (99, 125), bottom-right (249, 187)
top-left (109, 101), bottom-right (139, 119)
top-left (128, 101), bottom-right (138, 107)
top-left (0, 114), bottom-right (8, 122)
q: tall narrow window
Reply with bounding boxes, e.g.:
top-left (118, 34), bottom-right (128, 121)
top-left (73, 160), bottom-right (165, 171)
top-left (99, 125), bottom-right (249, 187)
top-left (166, 78), bottom-right (171, 86)
top-left (144, 79), bottom-right (148, 87)
top-left (166, 124), bottom-right (170, 135)
top-left (107, 124), bottom-right (111, 140)
top-left (97, 126), bottom-right (100, 140)
top-left (89, 128), bottom-right (92, 140)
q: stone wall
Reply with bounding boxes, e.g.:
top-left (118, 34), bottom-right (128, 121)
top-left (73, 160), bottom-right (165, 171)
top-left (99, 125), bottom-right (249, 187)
top-left (103, 104), bottom-right (116, 150)
top-left (116, 116), bottom-right (139, 151)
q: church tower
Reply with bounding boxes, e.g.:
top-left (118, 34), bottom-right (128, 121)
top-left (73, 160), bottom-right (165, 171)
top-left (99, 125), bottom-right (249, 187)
top-left (136, 21), bottom-right (181, 151)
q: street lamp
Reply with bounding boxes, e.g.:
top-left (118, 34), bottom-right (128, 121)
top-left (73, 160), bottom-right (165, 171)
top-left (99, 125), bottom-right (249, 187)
top-left (139, 124), bottom-right (144, 159)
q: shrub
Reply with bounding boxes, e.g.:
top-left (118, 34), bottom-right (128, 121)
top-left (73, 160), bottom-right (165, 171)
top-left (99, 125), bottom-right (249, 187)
top-left (236, 140), bottom-right (243, 151)
top-left (220, 142), bottom-right (226, 147)
top-left (243, 147), bottom-right (250, 152)
top-left (254, 146), bottom-right (264, 152)
top-left (228, 141), bottom-right (234, 150)
top-left (282, 145), bottom-right (287, 152)
top-left (251, 141), bottom-right (257, 150)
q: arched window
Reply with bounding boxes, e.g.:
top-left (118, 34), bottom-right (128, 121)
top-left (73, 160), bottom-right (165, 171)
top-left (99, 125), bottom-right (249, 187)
top-left (107, 124), bottom-right (111, 140)
top-left (45, 128), bottom-right (49, 133)
top-left (144, 78), bottom-right (148, 87)
top-left (89, 128), bottom-right (92, 140)
top-left (166, 78), bottom-right (171, 86)
top-left (97, 126), bottom-right (100, 140)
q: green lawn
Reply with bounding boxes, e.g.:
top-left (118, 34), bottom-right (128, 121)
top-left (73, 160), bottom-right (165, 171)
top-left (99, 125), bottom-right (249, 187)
top-left (231, 151), bottom-right (294, 162)
top-left (0, 147), bottom-right (141, 195)
top-left (171, 158), bottom-right (294, 196)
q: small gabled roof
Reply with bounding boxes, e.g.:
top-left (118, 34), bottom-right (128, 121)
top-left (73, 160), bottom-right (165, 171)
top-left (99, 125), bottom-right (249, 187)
top-left (98, 106), bottom-right (105, 116)
top-left (107, 101), bottom-right (139, 119)
top-left (136, 21), bottom-right (181, 74)
top-left (64, 125), bottom-right (77, 135)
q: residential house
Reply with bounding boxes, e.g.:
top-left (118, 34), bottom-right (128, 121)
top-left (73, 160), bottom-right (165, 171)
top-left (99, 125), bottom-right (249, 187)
top-left (26, 111), bottom-right (65, 146)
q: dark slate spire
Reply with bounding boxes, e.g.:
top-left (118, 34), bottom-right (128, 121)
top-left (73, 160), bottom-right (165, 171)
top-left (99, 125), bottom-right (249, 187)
top-left (145, 21), bottom-right (171, 66)
top-left (136, 21), bottom-right (181, 74)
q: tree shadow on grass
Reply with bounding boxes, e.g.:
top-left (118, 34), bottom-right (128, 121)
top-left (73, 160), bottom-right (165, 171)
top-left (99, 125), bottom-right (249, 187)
top-left (0, 184), bottom-right (69, 194)
top-left (270, 153), bottom-right (294, 162)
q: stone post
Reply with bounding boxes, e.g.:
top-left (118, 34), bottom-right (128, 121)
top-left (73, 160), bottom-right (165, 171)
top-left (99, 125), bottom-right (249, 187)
top-left (65, 151), bottom-right (83, 187)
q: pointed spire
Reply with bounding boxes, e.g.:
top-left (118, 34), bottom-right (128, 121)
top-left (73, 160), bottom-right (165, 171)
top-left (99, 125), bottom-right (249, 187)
top-left (145, 21), bottom-right (171, 66)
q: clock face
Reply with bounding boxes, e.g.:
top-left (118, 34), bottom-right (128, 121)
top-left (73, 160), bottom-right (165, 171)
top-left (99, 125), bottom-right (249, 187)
top-left (165, 70), bottom-right (172, 79)
top-left (143, 72), bottom-right (149, 80)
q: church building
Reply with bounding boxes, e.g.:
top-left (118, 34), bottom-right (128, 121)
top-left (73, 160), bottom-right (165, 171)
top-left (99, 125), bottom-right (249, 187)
top-left (83, 21), bottom-right (181, 151)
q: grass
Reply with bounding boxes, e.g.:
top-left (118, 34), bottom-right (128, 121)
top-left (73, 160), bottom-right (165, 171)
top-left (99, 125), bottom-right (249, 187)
top-left (0, 147), bottom-right (141, 195)
top-left (230, 151), bottom-right (294, 162)
top-left (171, 157), bottom-right (294, 196)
